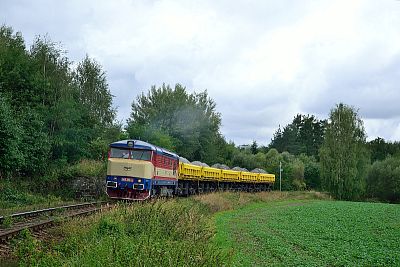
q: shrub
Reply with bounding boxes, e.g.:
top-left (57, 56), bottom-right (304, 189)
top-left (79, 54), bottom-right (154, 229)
top-left (70, 159), bottom-right (106, 178)
top-left (367, 156), bottom-right (400, 203)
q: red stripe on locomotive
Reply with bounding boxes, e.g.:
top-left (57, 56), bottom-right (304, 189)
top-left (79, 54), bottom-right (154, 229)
top-left (152, 153), bottom-right (178, 170)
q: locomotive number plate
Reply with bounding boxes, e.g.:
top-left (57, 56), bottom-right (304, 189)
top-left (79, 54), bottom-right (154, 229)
top-left (121, 177), bottom-right (134, 182)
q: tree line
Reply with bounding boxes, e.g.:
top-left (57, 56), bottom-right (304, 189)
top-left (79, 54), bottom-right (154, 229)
top-left (128, 84), bottom-right (399, 203)
top-left (0, 26), bottom-right (120, 189)
top-left (1, 25), bottom-right (398, 203)
top-left (267, 105), bottom-right (400, 202)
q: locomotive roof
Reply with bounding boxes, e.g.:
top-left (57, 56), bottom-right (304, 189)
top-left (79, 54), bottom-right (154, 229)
top-left (109, 140), bottom-right (179, 159)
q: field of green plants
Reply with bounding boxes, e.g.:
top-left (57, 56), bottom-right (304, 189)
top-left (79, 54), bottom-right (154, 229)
top-left (3, 191), bottom-right (400, 266)
top-left (214, 199), bottom-right (400, 266)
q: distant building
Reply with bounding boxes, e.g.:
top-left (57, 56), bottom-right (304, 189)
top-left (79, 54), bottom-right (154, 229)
top-left (238, 144), bottom-right (251, 150)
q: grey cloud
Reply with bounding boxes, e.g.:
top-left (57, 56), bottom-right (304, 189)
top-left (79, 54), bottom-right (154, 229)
top-left (303, 54), bottom-right (400, 121)
top-left (2, 0), bottom-right (400, 144)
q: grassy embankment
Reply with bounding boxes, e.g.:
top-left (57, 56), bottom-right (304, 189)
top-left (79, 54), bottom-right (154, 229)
top-left (0, 160), bottom-right (106, 216)
top-left (9, 198), bottom-right (224, 266)
top-left (6, 191), bottom-right (400, 266)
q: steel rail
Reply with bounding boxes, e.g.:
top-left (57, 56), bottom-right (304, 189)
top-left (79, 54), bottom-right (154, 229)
top-left (0, 203), bottom-right (113, 242)
top-left (0, 201), bottom-right (108, 223)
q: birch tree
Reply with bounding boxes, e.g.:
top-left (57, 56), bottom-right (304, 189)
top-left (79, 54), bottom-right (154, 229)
top-left (319, 103), bottom-right (369, 200)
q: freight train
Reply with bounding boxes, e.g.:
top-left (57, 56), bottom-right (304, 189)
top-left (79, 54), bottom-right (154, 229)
top-left (106, 140), bottom-right (275, 200)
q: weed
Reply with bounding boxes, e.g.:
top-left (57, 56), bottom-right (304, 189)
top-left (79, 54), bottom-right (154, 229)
top-left (1, 216), bottom-right (13, 228)
top-left (12, 229), bottom-right (40, 266)
top-left (97, 216), bottom-right (123, 236)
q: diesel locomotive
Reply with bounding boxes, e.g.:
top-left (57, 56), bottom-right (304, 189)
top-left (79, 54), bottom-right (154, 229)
top-left (106, 140), bottom-right (275, 200)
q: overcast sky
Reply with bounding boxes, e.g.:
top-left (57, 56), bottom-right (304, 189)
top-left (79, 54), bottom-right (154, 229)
top-left (2, 0), bottom-right (400, 145)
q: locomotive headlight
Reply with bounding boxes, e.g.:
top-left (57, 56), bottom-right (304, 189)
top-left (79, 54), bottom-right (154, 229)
top-left (138, 179), bottom-right (142, 183)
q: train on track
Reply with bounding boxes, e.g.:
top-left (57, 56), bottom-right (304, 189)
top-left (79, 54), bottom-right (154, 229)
top-left (106, 140), bottom-right (275, 200)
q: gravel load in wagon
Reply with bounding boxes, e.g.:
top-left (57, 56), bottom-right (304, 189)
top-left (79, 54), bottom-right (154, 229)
top-left (211, 163), bottom-right (230, 170)
top-left (191, 161), bottom-right (209, 167)
top-left (179, 157), bottom-right (190, 163)
top-left (251, 168), bottom-right (268, 173)
top-left (232, 167), bottom-right (248, 172)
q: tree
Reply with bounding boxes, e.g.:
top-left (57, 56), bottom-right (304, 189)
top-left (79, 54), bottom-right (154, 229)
top-left (29, 36), bottom-right (81, 163)
top-left (319, 103), bottom-right (369, 200)
top-left (74, 55), bottom-right (116, 127)
top-left (263, 148), bottom-right (307, 190)
top-left (290, 158), bottom-right (306, 190)
top-left (0, 94), bottom-right (23, 178)
top-left (19, 109), bottom-right (51, 176)
top-left (367, 137), bottom-right (400, 162)
top-left (366, 156), bottom-right (400, 203)
top-left (269, 114), bottom-right (326, 158)
top-left (269, 126), bottom-right (284, 152)
top-left (0, 25), bottom-right (120, 182)
top-left (250, 140), bottom-right (258, 154)
top-left (231, 149), bottom-right (266, 171)
top-left (298, 154), bottom-right (321, 189)
top-left (126, 84), bottom-right (223, 164)
top-left (0, 26), bottom-right (32, 106)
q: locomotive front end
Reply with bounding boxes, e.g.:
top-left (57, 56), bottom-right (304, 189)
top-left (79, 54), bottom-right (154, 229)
top-left (106, 140), bottom-right (154, 200)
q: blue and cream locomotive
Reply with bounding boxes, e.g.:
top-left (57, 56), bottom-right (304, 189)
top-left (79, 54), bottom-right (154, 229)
top-left (106, 140), bottom-right (179, 200)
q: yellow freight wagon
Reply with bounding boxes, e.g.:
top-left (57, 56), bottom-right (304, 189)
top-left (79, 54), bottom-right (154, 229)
top-left (221, 169), bottom-right (240, 182)
top-left (179, 162), bottom-right (202, 180)
top-left (241, 172), bottom-right (258, 183)
top-left (259, 173), bottom-right (270, 183)
top-left (266, 173), bottom-right (275, 183)
top-left (202, 167), bottom-right (221, 181)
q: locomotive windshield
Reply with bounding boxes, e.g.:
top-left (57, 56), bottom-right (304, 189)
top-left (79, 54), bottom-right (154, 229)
top-left (131, 150), bottom-right (151, 160)
top-left (110, 148), bottom-right (152, 161)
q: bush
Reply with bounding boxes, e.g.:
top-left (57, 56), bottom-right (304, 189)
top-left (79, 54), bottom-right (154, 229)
top-left (367, 156), bottom-right (400, 203)
top-left (0, 179), bottom-right (63, 210)
top-left (70, 159), bottom-right (106, 178)
top-left (299, 154), bottom-right (321, 189)
top-left (0, 181), bottom-right (46, 207)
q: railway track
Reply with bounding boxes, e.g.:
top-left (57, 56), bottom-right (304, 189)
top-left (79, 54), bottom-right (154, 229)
top-left (0, 201), bottom-right (113, 242)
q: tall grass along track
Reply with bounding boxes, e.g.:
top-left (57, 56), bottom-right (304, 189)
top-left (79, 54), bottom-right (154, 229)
top-left (3, 191), bottom-right (331, 265)
top-left (0, 201), bottom-right (113, 242)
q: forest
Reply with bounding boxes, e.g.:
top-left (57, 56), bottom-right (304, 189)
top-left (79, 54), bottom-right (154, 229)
top-left (1, 25), bottom-right (399, 203)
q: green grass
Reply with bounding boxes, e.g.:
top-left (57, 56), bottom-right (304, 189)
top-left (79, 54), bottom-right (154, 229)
top-left (0, 181), bottom-right (83, 216)
top-left (7, 191), bottom-right (326, 266)
top-left (0, 160), bottom-right (107, 215)
top-left (0, 182), bottom-right (64, 214)
top-left (214, 200), bottom-right (400, 266)
top-left (8, 191), bottom-right (399, 266)
top-left (12, 199), bottom-right (226, 266)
